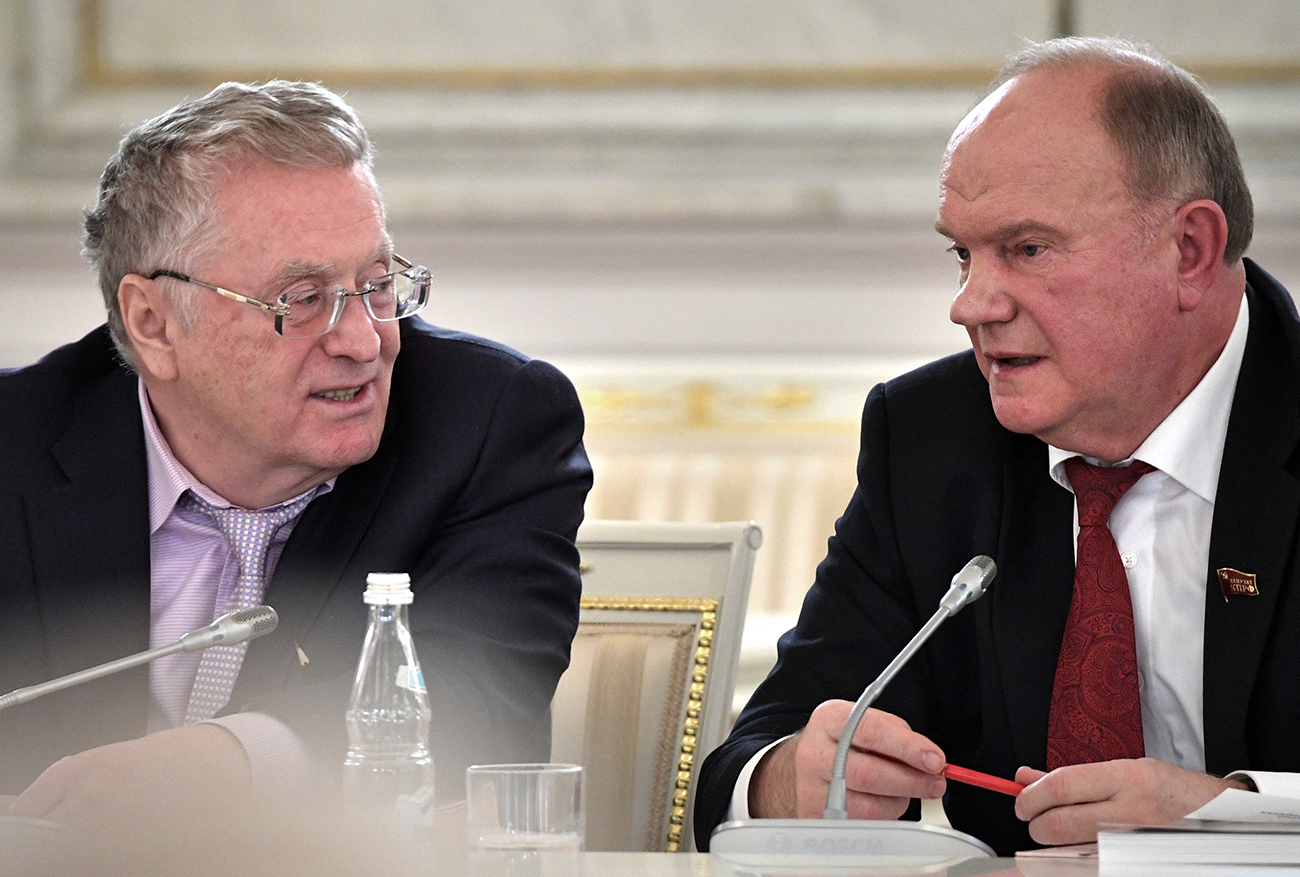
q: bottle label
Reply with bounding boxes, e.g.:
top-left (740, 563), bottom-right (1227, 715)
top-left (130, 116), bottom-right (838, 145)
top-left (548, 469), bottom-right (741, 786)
top-left (396, 664), bottom-right (426, 693)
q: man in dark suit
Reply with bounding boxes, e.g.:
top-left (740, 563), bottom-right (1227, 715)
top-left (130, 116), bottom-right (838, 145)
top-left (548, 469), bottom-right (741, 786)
top-left (0, 81), bottom-right (591, 839)
top-left (697, 37), bottom-right (1300, 855)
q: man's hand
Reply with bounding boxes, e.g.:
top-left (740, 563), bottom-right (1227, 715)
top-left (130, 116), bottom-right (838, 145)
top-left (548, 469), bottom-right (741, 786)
top-left (749, 701), bottom-right (946, 820)
top-left (6, 724), bottom-right (252, 846)
top-left (1014, 759), bottom-right (1249, 845)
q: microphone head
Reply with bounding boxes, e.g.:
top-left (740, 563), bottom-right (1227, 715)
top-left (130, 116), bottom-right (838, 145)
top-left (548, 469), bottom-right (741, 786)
top-left (229, 605), bottom-right (280, 640)
top-left (179, 606), bottom-right (279, 652)
top-left (938, 555), bottom-right (997, 615)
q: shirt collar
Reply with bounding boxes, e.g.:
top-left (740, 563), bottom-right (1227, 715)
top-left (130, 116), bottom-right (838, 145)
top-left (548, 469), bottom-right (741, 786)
top-left (1049, 293), bottom-right (1250, 504)
top-left (138, 378), bottom-right (334, 534)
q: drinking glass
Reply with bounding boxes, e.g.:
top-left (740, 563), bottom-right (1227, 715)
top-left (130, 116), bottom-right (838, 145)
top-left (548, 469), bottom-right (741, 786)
top-left (465, 763), bottom-right (584, 876)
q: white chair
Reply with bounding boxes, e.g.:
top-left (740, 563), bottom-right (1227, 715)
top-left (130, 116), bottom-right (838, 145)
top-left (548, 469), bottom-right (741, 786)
top-left (551, 520), bottom-right (761, 852)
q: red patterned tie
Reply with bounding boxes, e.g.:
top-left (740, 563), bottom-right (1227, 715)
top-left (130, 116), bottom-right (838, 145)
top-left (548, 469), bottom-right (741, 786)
top-left (1046, 457), bottom-right (1154, 769)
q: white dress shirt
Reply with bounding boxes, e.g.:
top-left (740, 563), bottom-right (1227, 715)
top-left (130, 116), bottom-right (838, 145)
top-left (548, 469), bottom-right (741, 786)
top-left (729, 294), bottom-right (1251, 819)
top-left (1047, 293), bottom-right (1249, 771)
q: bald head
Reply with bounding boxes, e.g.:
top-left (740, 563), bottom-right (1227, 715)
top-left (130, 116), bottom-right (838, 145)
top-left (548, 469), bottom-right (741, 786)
top-left (941, 65), bottom-right (1123, 234)
top-left (980, 37), bottom-right (1253, 263)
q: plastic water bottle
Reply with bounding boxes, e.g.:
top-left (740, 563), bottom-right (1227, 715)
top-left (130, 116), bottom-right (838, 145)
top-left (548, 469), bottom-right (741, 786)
top-left (343, 572), bottom-right (435, 816)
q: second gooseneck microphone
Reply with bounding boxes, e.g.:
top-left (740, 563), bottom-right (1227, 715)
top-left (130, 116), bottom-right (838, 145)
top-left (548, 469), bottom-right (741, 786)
top-left (0, 606), bottom-right (279, 714)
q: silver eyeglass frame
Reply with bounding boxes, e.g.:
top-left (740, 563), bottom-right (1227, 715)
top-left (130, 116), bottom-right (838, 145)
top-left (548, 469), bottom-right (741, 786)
top-left (148, 254), bottom-right (429, 337)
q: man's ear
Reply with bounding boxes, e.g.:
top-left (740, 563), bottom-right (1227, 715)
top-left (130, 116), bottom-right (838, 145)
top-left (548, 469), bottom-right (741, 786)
top-left (1173, 199), bottom-right (1230, 312)
top-left (118, 275), bottom-right (180, 381)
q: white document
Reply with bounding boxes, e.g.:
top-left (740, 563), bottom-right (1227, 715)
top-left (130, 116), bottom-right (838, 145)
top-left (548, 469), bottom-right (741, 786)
top-left (1185, 788), bottom-right (1300, 823)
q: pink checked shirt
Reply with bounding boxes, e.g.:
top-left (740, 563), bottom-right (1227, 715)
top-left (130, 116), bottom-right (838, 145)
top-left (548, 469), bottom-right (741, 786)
top-left (139, 379), bottom-right (333, 786)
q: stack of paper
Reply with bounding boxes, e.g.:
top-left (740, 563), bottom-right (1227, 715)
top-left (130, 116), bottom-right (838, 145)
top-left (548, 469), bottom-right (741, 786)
top-left (1097, 789), bottom-right (1300, 869)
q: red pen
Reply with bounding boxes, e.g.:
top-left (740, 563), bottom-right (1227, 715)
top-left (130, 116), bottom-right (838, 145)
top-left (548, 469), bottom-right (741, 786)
top-left (943, 764), bottom-right (1026, 797)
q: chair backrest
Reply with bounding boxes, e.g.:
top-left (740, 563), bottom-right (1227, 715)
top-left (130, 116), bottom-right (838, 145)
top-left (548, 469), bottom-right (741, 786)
top-left (551, 520), bottom-right (760, 853)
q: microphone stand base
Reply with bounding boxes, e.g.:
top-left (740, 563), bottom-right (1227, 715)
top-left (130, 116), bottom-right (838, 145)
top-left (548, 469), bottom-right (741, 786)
top-left (709, 818), bottom-right (995, 871)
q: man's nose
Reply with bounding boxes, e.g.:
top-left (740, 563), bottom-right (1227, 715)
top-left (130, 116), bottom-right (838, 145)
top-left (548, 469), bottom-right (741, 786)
top-left (950, 259), bottom-right (1016, 329)
top-left (320, 294), bottom-right (381, 360)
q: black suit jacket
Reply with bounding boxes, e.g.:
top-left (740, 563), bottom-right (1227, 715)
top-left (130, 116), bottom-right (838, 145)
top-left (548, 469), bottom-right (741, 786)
top-left (0, 317), bottom-right (593, 800)
top-left (696, 259), bottom-right (1300, 855)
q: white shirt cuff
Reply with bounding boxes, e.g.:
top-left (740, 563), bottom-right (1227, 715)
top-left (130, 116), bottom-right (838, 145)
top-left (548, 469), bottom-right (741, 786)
top-left (206, 712), bottom-right (321, 798)
top-left (1225, 770), bottom-right (1300, 797)
top-left (727, 736), bottom-right (792, 821)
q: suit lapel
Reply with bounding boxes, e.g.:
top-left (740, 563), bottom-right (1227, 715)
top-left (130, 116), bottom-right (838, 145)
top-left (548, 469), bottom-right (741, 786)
top-left (988, 436), bottom-right (1076, 771)
top-left (235, 416), bottom-right (402, 693)
top-left (1203, 272), bottom-right (1300, 774)
top-left (25, 366), bottom-right (151, 736)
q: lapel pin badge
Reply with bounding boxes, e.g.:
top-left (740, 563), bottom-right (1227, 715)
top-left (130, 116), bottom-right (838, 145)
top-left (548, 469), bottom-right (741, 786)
top-left (1217, 568), bottom-right (1259, 602)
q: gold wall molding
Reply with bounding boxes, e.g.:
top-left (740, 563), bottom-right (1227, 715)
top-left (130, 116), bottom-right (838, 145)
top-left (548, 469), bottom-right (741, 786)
top-left (80, 0), bottom-right (1300, 91)
top-left (581, 379), bottom-right (859, 435)
top-left (78, 0), bottom-right (1006, 89)
top-left (81, 58), bottom-right (1300, 91)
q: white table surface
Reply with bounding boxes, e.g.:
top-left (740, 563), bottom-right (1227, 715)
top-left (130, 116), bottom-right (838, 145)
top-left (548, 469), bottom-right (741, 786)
top-left (575, 852), bottom-right (1096, 877)
top-left (9, 814), bottom-right (1267, 877)
top-left (579, 852), bottom-right (1284, 876)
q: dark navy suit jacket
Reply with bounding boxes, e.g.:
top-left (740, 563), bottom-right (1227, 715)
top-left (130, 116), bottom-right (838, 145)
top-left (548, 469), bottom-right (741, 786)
top-left (695, 260), bottom-right (1300, 855)
top-left (0, 317), bottom-right (592, 799)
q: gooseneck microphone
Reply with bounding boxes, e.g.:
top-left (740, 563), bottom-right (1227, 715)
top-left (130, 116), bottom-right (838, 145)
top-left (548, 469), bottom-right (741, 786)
top-left (823, 555), bottom-right (996, 819)
top-left (708, 557), bottom-right (999, 864)
top-left (0, 605), bottom-right (278, 713)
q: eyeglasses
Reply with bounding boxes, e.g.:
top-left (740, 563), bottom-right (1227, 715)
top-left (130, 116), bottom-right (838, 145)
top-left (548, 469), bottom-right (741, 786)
top-left (148, 254), bottom-right (430, 338)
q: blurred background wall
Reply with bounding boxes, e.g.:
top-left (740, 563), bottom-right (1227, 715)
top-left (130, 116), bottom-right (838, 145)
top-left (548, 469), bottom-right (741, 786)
top-left (2, 0), bottom-right (1299, 700)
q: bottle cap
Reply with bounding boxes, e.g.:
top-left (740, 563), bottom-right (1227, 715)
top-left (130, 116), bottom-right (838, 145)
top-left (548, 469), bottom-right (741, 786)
top-left (363, 572), bottom-right (413, 605)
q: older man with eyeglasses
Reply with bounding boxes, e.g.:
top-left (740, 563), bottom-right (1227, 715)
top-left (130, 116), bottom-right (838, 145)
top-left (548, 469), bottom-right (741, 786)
top-left (0, 81), bottom-right (591, 843)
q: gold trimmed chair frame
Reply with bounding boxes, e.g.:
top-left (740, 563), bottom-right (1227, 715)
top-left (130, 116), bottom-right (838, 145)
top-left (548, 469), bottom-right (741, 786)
top-left (577, 595), bottom-right (718, 852)
top-left (555, 519), bottom-right (759, 852)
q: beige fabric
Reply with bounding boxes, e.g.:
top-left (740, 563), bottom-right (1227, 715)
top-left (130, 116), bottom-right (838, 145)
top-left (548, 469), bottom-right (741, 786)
top-left (566, 521), bottom-right (761, 852)
top-left (551, 620), bottom-right (697, 851)
top-left (584, 445), bottom-right (855, 618)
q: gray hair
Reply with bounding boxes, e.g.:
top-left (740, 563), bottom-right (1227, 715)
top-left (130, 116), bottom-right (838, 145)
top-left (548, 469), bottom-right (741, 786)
top-left (83, 80), bottom-right (376, 364)
top-left (992, 36), bottom-right (1253, 264)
